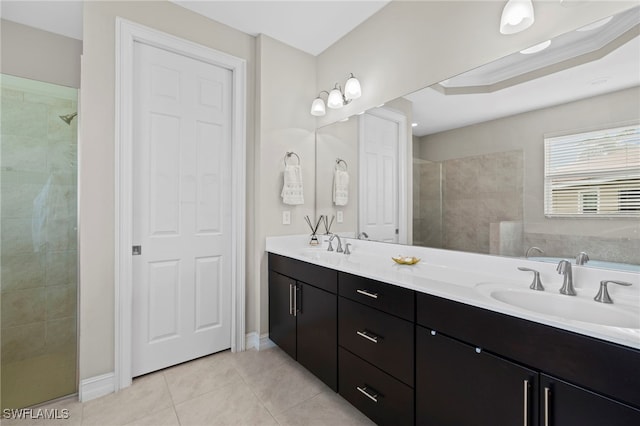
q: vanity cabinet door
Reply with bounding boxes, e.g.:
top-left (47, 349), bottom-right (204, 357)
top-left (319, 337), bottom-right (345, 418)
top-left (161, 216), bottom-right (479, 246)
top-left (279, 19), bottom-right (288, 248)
top-left (297, 282), bottom-right (337, 391)
top-left (540, 374), bottom-right (640, 426)
top-left (268, 271), bottom-right (297, 359)
top-left (416, 326), bottom-right (538, 426)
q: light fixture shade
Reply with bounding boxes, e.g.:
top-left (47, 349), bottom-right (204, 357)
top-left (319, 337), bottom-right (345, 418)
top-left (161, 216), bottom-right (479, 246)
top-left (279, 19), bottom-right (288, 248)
top-left (310, 97), bottom-right (326, 116)
top-left (327, 87), bottom-right (344, 109)
top-left (344, 75), bottom-right (362, 100)
top-left (500, 0), bottom-right (535, 35)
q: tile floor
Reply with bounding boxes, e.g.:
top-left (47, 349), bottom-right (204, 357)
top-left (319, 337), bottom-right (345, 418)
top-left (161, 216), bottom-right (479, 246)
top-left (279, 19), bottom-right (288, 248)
top-left (3, 347), bottom-right (375, 426)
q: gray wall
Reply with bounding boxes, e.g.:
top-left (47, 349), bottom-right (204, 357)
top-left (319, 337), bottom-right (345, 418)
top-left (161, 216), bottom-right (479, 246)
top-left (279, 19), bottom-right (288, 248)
top-left (0, 19), bottom-right (82, 88)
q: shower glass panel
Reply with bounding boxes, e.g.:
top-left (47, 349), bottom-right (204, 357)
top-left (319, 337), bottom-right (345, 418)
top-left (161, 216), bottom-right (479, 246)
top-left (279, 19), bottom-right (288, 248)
top-left (1, 74), bottom-right (78, 409)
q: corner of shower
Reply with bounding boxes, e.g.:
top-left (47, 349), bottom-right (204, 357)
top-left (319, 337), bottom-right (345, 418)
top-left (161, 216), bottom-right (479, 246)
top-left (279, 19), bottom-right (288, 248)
top-left (1, 73), bottom-right (79, 410)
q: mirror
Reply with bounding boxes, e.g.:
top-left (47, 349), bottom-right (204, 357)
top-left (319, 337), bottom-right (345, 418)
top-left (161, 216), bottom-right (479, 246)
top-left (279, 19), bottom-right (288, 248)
top-left (315, 7), bottom-right (640, 271)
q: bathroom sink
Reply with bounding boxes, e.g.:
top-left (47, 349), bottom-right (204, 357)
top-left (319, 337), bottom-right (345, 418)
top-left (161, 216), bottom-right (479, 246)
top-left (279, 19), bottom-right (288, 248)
top-left (299, 248), bottom-right (343, 264)
top-left (476, 284), bottom-right (640, 329)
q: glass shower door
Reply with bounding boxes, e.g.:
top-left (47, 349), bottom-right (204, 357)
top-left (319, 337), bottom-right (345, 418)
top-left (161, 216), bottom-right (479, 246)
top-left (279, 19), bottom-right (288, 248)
top-left (1, 74), bottom-right (78, 409)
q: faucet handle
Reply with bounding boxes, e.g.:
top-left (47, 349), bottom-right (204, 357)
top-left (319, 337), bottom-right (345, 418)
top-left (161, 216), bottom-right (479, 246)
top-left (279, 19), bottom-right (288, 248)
top-left (344, 243), bottom-right (352, 255)
top-left (327, 239), bottom-right (334, 252)
top-left (594, 280), bottom-right (632, 304)
top-left (518, 267), bottom-right (544, 291)
top-left (576, 252), bottom-right (589, 265)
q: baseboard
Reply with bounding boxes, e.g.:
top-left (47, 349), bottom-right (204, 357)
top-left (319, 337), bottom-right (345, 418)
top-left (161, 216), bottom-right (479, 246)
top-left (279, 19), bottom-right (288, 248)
top-left (245, 332), bottom-right (276, 351)
top-left (259, 334), bottom-right (276, 350)
top-left (245, 332), bottom-right (259, 350)
top-left (79, 372), bottom-right (115, 402)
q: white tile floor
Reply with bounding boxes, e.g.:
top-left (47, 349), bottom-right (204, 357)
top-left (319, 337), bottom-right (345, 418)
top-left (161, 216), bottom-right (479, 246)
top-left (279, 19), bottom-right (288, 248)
top-left (3, 347), bottom-right (374, 426)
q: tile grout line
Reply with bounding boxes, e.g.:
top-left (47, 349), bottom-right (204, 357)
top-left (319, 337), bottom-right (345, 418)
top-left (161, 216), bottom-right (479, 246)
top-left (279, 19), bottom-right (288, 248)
top-left (161, 372), bottom-right (183, 426)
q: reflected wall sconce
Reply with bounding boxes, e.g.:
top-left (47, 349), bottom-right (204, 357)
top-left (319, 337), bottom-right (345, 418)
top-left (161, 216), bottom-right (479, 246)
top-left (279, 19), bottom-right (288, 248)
top-left (500, 0), bottom-right (535, 34)
top-left (310, 73), bottom-right (362, 116)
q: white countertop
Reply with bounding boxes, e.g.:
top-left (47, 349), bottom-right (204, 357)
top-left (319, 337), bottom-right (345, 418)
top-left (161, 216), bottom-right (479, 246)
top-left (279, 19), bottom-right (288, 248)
top-left (266, 235), bottom-right (640, 350)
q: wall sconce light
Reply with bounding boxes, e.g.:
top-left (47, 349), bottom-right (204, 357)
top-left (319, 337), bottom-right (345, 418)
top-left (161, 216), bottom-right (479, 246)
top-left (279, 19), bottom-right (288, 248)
top-left (500, 0), bottom-right (535, 35)
top-left (310, 73), bottom-right (362, 116)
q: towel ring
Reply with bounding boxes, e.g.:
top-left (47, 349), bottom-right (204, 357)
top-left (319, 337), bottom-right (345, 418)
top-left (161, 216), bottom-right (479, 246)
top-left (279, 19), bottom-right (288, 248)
top-left (284, 151), bottom-right (300, 166)
top-left (336, 158), bottom-right (348, 171)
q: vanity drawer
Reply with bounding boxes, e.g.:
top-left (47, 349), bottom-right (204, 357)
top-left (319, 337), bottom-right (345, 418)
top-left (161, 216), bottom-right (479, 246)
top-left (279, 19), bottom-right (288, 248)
top-left (339, 347), bottom-right (414, 426)
top-left (269, 253), bottom-right (337, 294)
top-left (338, 272), bottom-right (414, 320)
top-left (339, 297), bottom-right (414, 386)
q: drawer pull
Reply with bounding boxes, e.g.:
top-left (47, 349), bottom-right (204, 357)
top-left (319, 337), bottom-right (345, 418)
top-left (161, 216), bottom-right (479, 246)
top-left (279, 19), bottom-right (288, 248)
top-left (356, 330), bottom-right (379, 343)
top-left (356, 289), bottom-right (379, 299)
top-left (356, 385), bottom-right (379, 403)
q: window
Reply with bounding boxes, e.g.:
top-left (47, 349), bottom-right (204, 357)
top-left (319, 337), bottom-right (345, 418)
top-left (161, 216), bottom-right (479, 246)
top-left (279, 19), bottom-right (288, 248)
top-left (544, 124), bottom-right (640, 217)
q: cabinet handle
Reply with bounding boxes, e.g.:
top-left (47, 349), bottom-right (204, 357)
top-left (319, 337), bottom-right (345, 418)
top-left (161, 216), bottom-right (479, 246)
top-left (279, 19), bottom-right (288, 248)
top-left (523, 379), bottom-right (529, 426)
top-left (356, 289), bottom-right (378, 299)
top-left (293, 285), bottom-right (298, 317)
top-left (289, 283), bottom-right (294, 316)
top-left (544, 386), bottom-right (551, 426)
top-left (356, 385), bottom-right (379, 403)
top-left (356, 330), bottom-right (379, 343)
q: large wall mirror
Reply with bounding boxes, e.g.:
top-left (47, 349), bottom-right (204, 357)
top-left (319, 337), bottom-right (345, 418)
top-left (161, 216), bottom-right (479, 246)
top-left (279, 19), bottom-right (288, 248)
top-left (315, 6), bottom-right (640, 272)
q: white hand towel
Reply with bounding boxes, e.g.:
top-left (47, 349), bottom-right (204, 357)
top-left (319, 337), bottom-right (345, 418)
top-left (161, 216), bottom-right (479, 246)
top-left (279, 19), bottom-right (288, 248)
top-left (333, 169), bottom-right (349, 206)
top-left (281, 164), bottom-right (304, 205)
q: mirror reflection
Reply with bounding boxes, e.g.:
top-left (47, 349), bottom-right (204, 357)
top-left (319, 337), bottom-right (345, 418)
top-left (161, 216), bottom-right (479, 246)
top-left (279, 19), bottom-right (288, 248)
top-left (315, 7), bottom-right (640, 271)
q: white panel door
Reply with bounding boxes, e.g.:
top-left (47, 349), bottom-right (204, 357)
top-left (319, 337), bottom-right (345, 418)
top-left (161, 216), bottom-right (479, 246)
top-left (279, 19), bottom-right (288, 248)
top-left (359, 112), bottom-right (399, 243)
top-left (132, 42), bottom-right (232, 377)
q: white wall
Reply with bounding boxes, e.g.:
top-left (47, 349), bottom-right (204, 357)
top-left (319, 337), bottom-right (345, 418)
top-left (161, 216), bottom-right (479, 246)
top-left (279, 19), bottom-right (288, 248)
top-left (316, 1), bottom-right (636, 127)
top-left (255, 35), bottom-right (316, 334)
top-left (0, 19), bottom-right (82, 88)
top-left (80, 0), bottom-right (256, 381)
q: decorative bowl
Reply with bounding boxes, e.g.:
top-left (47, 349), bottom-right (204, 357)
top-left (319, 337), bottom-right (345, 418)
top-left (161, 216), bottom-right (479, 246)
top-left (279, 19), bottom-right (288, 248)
top-left (391, 256), bottom-right (421, 265)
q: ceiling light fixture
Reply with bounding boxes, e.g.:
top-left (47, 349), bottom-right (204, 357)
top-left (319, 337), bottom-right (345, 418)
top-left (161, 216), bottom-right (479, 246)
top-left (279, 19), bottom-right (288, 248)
top-left (500, 0), bottom-right (535, 35)
top-left (520, 39), bottom-right (551, 54)
top-left (310, 73), bottom-right (362, 116)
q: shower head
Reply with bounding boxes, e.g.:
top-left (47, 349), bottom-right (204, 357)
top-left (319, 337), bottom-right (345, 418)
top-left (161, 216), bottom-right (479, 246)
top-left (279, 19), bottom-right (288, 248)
top-left (59, 112), bottom-right (78, 125)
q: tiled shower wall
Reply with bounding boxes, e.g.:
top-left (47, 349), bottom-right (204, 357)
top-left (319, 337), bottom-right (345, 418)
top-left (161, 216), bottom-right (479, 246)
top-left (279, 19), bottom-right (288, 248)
top-left (413, 150), bottom-right (524, 255)
top-left (1, 80), bottom-right (78, 408)
top-left (413, 159), bottom-right (442, 248)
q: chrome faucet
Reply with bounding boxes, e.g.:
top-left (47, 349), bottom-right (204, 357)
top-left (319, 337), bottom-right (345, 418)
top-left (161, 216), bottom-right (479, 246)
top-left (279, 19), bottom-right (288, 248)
top-left (358, 232), bottom-right (369, 240)
top-left (556, 259), bottom-right (576, 296)
top-left (328, 234), bottom-right (344, 253)
top-left (576, 252), bottom-right (589, 265)
top-left (525, 246), bottom-right (544, 258)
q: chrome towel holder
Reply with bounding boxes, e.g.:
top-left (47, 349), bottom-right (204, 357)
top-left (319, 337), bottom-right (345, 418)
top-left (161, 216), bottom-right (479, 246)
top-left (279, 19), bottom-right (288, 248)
top-left (284, 151), bottom-right (300, 166)
top-left (336, 158), bottom-right (348, 171)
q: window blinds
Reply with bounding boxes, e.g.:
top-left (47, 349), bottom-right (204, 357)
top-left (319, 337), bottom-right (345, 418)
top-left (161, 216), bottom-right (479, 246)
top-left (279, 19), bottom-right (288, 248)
top-left (544, 124), bottom-right (640, 217)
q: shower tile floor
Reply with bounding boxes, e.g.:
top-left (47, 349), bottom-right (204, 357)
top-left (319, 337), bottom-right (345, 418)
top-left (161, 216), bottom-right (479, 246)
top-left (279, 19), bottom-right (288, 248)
top-left (2, 346), bottom-right (374, 426)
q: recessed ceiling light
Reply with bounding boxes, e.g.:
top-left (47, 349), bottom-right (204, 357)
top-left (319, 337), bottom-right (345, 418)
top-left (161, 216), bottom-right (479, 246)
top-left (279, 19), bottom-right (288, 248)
top-left (520, 40), bottom-right (551, 54)
top-left (412, 123), bottom-right (418, 127)
top-left (576, 16), bottom-right (613, 32)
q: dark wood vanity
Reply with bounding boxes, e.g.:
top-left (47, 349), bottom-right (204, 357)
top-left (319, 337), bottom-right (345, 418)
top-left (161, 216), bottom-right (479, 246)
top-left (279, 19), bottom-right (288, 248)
top-left (268, 252), bottom-right (640, 425)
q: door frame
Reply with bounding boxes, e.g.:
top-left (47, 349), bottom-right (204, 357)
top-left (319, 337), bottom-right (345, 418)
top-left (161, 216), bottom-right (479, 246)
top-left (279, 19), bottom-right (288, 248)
top-left (114, 18), bottom-right (246, 390)
top-left (358, 107), bottom-right (408, 244)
